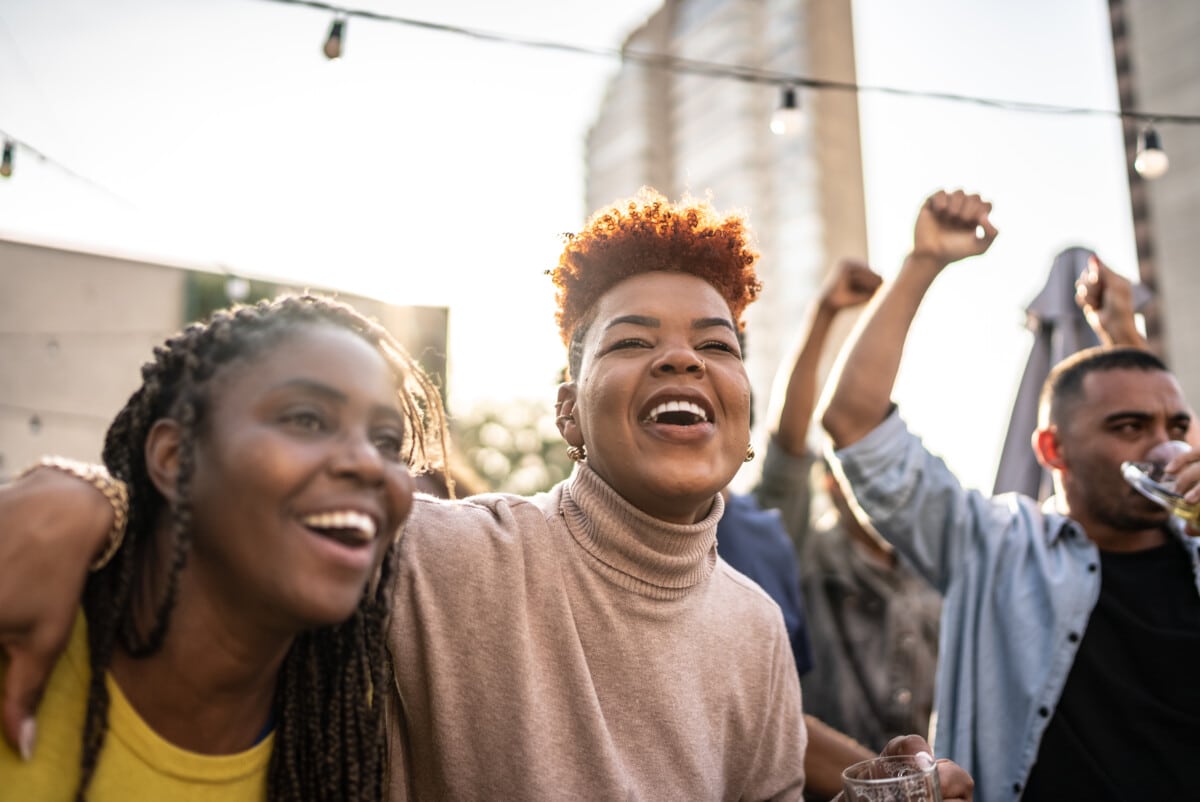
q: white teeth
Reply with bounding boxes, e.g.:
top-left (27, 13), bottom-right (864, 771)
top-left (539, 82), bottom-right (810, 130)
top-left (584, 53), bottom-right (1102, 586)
top-left (301, 511), bottom-right (377, 541)
top-left (645, 400), bottom-right (708, 423)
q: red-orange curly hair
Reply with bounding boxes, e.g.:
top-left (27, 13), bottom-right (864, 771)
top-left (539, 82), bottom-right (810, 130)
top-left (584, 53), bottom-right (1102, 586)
top-left (550, 188), bottom-right (762, 363)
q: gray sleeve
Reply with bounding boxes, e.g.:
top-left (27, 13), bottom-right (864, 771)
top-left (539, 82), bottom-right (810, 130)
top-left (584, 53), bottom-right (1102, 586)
top-left (754, 438), bottom-right (817, 551)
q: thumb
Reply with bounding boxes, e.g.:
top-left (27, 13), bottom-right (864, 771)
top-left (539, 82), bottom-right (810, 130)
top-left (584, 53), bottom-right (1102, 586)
top-left (977, 213), bottom-right (999, 244)
top-left (2, 648), bottom-right (52, 761)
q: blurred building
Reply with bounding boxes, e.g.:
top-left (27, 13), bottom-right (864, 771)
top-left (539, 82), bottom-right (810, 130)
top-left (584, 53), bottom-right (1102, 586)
top-left (0, 235), bottom-right (447, 480)
top-left (1111, 0), bottom-right (1200, 400)
top-left (583, 0), bottom-right (867, 451)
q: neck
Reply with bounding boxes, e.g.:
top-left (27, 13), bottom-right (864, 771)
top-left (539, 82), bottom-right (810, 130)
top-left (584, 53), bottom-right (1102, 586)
top-left (1079, 519), bottom-right (1168, 552)
top-left (110, 568), bottom-right (291, 754)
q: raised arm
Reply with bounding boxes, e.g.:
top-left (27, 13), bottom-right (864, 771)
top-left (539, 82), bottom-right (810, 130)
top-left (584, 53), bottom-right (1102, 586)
top-left (772, 258), bottom-right (882, 456)
top-left (0, 464), bottom-right (116, 756)
top-left (821, 190), bottom-right (997, 448)
top-left (1074, 254), bottom-right (1147, 349)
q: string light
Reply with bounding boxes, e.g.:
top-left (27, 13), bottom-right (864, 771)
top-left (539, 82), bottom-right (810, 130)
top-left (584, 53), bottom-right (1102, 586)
top-left (264, 0), bottom-right (1200, 128)
top-left (770, 86), bottom-right (802, 136)
top-left (4, 4), bottom-right (1197, 200)
top-left (323, 16), bottom-right (345, 60)
top-left (0, 140), bottom-right (13, 178)
top-left (1134, 124), bottom-right (1169, 180)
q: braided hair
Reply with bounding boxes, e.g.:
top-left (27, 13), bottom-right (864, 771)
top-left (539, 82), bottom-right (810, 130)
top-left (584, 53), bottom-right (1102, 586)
top-left (76, 294), bottom-right (447, 801)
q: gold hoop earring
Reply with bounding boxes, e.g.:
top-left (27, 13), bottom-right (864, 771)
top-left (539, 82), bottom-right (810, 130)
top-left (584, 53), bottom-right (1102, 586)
top-left (744, 444), bottom-right (756, 463)
top-left (567, 444), bottom-right (587, 462)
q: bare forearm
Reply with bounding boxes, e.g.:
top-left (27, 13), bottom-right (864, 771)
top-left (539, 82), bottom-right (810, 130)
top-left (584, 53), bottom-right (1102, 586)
top-left (821, 255), bottom-right (943, 448)
top-left (802, 714), bottom-right (875, 800)
top-left (774, 303), bottom-right (837, 455)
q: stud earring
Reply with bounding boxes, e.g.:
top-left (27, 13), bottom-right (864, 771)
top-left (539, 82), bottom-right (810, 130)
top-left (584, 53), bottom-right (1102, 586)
top-left (744, 443), bottom-right (756, 463)
top-left (567, 444), bottom-right (587, 462)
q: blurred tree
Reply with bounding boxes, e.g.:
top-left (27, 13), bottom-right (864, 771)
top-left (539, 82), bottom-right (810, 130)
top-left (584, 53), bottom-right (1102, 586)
top-left (452, 399), bottom-right (573, 496)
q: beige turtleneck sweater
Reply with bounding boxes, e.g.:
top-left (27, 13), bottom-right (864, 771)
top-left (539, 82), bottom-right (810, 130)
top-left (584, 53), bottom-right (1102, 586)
top-left (386, 464), bottom-right (807, 801)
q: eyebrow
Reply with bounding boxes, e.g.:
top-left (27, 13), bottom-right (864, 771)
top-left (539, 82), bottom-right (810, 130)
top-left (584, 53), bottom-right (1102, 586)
top-left (1102, 410), bottom-right (1193, 425)
top-left (603, 315), bottom-right (736, 333)
top-left (271, 378), bottom-right (406, 422)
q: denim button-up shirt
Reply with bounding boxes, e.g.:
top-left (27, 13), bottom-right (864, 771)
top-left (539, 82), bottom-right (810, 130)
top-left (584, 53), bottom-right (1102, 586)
top-left (830, 411), bottom-right (1200, 801)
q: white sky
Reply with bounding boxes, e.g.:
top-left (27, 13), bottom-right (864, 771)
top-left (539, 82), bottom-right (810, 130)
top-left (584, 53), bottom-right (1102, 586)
top-left (0, 0), bottom-right (1143, 492)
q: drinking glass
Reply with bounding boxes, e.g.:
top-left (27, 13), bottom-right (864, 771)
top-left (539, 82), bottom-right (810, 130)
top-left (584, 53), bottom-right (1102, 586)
top-left (1121, 440), bottom-right (1200, 524)
top-left (841, 754), bottom-right (941, 802)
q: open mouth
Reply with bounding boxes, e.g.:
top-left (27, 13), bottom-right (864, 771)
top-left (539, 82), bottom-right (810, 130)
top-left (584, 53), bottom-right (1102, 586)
top-left (301, 510), bottom-right (377, 547)
top-left (642, 399), bottom-right (710, 426)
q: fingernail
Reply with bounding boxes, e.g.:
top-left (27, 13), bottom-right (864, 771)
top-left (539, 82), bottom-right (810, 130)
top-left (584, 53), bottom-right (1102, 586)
top-left (915, 750), bottom-right (934, 769)
top-left (18, 717), bottom-right (36, 762)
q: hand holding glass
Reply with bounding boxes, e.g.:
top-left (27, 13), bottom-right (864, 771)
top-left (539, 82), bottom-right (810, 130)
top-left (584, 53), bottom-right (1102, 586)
top-left (842, 754), bottom-right (941, 802)
top-left (1121, 440), bottom-right (1200, 525)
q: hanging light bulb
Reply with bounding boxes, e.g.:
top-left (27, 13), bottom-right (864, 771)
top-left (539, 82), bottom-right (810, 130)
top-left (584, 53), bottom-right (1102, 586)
top-left (1134, 124), bottom-right (1168, 180)
top-left (770, 86), bottom-right (803, 136)
top-left (323, 17), bottom-right (346, 60)
top-left (0, 140), bottom-right (13, 178)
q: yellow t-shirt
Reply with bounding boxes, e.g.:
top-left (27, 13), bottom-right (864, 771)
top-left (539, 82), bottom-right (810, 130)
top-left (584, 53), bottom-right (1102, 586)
top-left (0, 612), bottom-right (272, 801)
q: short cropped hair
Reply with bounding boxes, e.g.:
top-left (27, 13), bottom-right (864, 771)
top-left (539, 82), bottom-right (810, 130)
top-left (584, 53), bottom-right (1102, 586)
top-left (549, 188), bottom-right (762, 379)
top-left (1039, 346), bottom-right (1169, 427)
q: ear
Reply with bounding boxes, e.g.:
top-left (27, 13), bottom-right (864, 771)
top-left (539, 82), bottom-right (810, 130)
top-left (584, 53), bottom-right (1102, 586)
top-left (144, 419), bottom-right (184, 503)
top-left (555, 382), bottom-right (584, 447)
top-left (1033, 426), bottom-right (1065, 471)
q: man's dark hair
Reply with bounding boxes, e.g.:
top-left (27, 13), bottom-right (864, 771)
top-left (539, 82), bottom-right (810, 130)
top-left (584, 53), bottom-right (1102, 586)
top-left (1039, 346), bottom-right (1169, 428)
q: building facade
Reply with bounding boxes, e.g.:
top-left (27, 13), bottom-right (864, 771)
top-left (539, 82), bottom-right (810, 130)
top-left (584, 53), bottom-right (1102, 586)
top-left (583, 0), bottom-right (868, 455)
top-left (0, 236), bottom-right (447, 480)
top-left (1111, 0), bottom-right (1200, 400)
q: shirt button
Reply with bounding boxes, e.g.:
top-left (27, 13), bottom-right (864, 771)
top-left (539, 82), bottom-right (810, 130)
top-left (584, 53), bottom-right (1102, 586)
top-left (894, 688), bottom-right (913, 705)
top-left (1087, 563), bottom-right (1098, 573)
top-left (1038, 706), bottom-right (1050, 717)
top-left (1013, 783), bottom-right (1022, 794)
top-left (1068, 632), bottom-right (1080, 643)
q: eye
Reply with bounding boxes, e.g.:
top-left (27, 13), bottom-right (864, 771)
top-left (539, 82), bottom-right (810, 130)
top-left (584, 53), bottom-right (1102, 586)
top-left (699, 339), bottom-right (739, 356)
top-left (607, 337), bottom-right (651, 352)
top-left (281, 408), bottom-right (327, 433)
top-left (371, 427), bottom-right (406, 460)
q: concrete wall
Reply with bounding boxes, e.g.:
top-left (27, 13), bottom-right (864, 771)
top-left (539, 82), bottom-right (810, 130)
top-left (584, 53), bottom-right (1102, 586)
top-left (0, 237), bottom-right (447, 479)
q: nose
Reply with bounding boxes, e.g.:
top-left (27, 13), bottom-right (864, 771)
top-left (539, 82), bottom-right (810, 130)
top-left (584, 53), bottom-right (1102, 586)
top-left (652, 345), bottom-right (706, 377)
top-left (330, 429), bottom-right (387, 484)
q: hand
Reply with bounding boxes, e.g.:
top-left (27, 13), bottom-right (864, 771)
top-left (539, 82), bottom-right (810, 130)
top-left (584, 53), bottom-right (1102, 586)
top-left (1075, 254), bottom-right (1142, 347)
top-left (0, 469), bottom-right (109, 758)
top-left (912, 189), bottom-right (998, 268)
top-left (880, 735), bottom-right (974, 802)
top-left (1167, 444), bottom-right (1200, 536)
top-left (818, 258), bottom-right (883, 313)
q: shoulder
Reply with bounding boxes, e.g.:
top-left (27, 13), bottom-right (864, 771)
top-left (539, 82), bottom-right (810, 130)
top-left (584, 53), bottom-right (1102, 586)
top-left (396, 487), bottom-right (563, 570)
top-left (711, 558), bottom-right (789, 628)
top-left (717, 495), bottom-right (794, 557)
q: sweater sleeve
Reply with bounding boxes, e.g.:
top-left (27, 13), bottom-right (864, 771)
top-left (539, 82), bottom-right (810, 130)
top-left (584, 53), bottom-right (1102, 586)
top-left (743, 622), bottom-right (808, 801)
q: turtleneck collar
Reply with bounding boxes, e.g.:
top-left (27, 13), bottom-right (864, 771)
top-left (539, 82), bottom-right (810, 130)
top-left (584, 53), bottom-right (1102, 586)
top-left (559, 463), bottom-right (722, 599)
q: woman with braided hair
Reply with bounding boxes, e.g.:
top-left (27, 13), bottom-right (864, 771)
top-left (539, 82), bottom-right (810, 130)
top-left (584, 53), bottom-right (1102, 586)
top-left (0, 190), bottom-right (974, 801)
top-left (0, 294), bottom-right (443, 800)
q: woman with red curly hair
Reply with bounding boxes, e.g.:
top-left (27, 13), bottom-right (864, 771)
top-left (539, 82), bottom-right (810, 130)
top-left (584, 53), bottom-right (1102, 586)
top-left (0, 189), bottom-right (973, 802)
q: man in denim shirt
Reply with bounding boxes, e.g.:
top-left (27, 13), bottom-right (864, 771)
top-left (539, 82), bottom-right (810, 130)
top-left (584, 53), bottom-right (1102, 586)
top-left (820, 189), bottom-right (1200, 801)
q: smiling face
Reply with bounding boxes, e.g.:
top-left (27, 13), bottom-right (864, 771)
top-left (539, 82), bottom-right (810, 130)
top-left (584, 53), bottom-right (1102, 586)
top-left (1040, 366), bottom-right (1191, 550)
top-left (559, 271), bottom-right (752, 524)
top-left (179, 323), bottom-right (415, 630)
